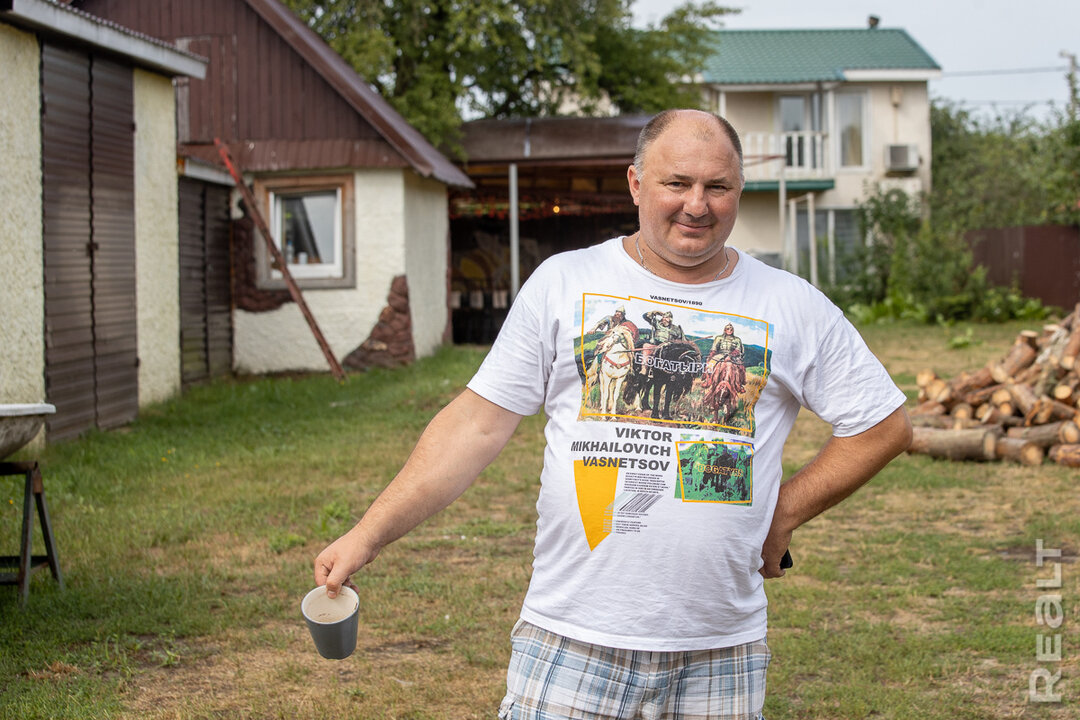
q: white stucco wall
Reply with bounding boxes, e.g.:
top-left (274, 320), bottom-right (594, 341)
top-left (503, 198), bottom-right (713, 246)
top-left (403, 173), bottom-right (450, 358)
top-left (0, 24), bottom-right (45, 405)
top-left (133, 69), bottom-right (182, 405)
top-left (233, 168), bottom-right (414, 374)
top-left (728, 194), bottom-right (782, 257)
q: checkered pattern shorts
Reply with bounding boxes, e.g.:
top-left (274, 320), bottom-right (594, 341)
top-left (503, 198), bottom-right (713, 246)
top-left (498, 619), bottom-right (769, 720)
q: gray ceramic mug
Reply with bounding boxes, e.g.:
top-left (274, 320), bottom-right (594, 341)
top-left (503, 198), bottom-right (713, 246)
top-left (302, 585), bottom-right (359, 659)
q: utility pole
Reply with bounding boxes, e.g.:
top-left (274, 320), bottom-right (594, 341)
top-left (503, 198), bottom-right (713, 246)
top-left (1061, 50), bottom-right (1078, 120)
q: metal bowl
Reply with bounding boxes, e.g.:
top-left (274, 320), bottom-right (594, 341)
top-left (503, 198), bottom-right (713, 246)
top-left (0, 404), bottom-right (56, 460)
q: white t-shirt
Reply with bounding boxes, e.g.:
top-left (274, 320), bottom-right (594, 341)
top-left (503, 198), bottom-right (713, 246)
top-left (468, 237), bottom-right (906, 651)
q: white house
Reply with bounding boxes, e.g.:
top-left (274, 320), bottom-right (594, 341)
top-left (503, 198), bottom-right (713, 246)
top-left (701, 26), bottom-right (941, 281)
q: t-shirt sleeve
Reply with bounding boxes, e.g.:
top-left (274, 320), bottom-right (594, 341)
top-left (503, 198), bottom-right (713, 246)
top-left (798, 315), bottom-right (908, 437)
top-left (466, 265), bottom-right (558, 416)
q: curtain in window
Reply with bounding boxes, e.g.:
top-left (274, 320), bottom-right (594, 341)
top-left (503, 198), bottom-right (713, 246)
top-left (836, 93), bottom-right (864, 167)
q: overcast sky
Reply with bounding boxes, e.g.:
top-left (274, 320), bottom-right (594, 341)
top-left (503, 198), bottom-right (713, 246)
top-left (632, 0), bottom-right (1080, 124)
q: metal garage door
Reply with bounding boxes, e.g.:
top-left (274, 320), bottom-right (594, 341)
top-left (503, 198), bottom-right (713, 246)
top-left (41, 43), bottom-right (138, 441)
top-left (178, 177), bottom-right (234, 386)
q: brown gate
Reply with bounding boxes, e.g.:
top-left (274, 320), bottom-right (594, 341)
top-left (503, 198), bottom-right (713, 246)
top-left (178, 177), bottom-right (234, 386)
top-left (41, 43), bottom-right (138, 441)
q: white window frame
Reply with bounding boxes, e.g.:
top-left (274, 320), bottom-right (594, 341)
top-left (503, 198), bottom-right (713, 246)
top-left (268, 187), bottom-right (344, 280)
top-left (253, 174), bottom-right (356, 290)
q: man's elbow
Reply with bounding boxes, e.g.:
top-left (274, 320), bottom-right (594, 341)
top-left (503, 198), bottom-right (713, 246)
top-left (887, 407), bottom-right (914, 458)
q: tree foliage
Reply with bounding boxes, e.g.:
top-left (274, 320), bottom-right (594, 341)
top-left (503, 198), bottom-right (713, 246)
top-left (829, 78), bottom-right (1079, 323)
top-left (929, 98), bottom-right (1080, 232)
top-left (282, 0), bottom-right (736, 153)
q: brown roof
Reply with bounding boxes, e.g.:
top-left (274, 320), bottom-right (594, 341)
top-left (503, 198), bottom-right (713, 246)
top-left (244, 0), bottom-right (470, 188)
top-left (460, 115), bottom-right (650, 166)
top-left (69, 0), bottom-right (471, 188)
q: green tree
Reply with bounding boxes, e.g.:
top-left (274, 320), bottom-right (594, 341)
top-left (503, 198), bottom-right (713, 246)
top-left (282, 0), bottom-right (736, 153)
top-left (929, 98), bottom-right (1080, 232)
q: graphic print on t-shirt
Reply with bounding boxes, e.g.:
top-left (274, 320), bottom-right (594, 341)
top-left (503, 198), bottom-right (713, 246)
top-left (575, 293), bottom-right (772, 436)
top-left (570, 294), bottom-right (772, 550)
top-left (674, 439), bottom-right (754, 505)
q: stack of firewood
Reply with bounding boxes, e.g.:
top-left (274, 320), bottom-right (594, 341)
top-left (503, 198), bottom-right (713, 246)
top-left (908, 304), bottom-right (1080, 468)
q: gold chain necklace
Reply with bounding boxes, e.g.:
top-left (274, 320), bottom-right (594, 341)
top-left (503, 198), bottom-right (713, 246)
top-left (634, 235), bottom-right (731, 282)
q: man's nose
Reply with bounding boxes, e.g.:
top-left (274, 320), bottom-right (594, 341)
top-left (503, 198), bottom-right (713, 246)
top-left (683, 185), bottom-right (707, 216)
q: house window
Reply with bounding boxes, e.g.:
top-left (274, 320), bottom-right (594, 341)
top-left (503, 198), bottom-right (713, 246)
top-left (779, 94), bottom-right (823, 170)
top-left (270, 189), bottom-right (342, 279)
top-left (836, 92), bottom-right (866, 168)
top-left (254, 174), bottom-right (355, 290)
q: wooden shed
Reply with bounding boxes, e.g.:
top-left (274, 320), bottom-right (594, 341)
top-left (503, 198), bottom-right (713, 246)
top-left (73, 0), bottom-right (473, 376)
top-left (0, 0), bottom-right (205, 441)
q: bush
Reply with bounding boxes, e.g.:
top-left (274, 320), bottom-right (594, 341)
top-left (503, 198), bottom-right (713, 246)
top-left (826, 184), bottom-right (1052, 325)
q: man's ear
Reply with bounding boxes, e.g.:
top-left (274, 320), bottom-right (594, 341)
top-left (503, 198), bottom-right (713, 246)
top-left (627, 164), bottom-right (642, 207)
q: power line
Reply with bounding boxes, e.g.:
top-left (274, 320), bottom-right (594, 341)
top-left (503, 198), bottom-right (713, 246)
top-left (938, 65), bottom-right (1068, 78)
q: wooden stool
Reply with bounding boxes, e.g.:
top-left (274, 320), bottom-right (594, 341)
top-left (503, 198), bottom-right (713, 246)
top-left (1, 461), bottom-right (63, 604)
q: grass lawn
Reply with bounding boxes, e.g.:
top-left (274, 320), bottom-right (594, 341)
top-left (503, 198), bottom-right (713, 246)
top-left (1, 319), bottom-right (1077, 719)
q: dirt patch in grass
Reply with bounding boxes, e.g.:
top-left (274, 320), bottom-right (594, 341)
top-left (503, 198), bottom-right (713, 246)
top-left (123, 620), bottom-right (507, 720)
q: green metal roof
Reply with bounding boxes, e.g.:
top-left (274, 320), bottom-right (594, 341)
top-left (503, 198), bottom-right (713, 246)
top-left (702, 29), bottom-right (940, 85)
top-left (744, 179), bottom-right (835, 193)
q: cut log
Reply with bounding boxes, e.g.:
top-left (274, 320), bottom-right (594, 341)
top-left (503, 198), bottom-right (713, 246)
top-left (1061, 310), bottom-right (1080, 370)
top-left (1007, 420), bottom-right (1080, 448)
top-left (1028, 397), bottom-right (1080, 426)
top-left (1052, 375), bottom-right (1080, 403)
top-left (995, 437), bottom-right (1044, 465)
top-left (911, 400), bottom-right (947, 416)
top-left (916, 368), bottom-right (940, 389)
top-left (950, 402), bottom-right (975, 420)
top-left (990, 341), bottom-right (1038, 383)
top-left (947, 366), bottom-right (995, 398)
top-left (926, 378), bottom-right (950, 404)
top-left (1036, 324), bottom-right (1071, 370)
top-left (911, 415), bottom-right (982, 430)
top-left (908, 426), bottom-right (1001, 461)
top-left (1014, 363), bottom-right (1044, 386)
top-left (1018, 329), bottom-right (1041, 348)
top-left (990, 387), bottom-right (1014, 407)
top-left (1049, 444), bottom-right (1080, 467)
top-left (1006, 383), bottom-right (1038, 417)
top-left (966, 383), bottom-right (1005, 407)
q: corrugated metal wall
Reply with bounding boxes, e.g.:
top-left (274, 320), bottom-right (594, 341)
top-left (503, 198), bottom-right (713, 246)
top-left (179, 177), bottom-right (234, 386)
top-left (41, 43), bottom-right (138, 441)
top-left (968, 225), bottom-right (1080, 311)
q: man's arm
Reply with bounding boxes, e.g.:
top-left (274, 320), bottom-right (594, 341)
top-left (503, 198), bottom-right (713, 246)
top-left (315, 388), bottom-right (524, 596)
top-left (760, 406), bottom-right (912, 578)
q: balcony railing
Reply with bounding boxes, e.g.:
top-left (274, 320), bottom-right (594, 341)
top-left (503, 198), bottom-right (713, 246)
top-left (742, 131), bottom-right (831, 182)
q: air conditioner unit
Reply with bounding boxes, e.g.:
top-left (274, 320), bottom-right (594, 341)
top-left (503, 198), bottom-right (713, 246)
top-left (885, 144), bottom-right (919, 173)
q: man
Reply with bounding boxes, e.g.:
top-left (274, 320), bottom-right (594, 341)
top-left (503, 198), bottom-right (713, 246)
top-left (708, 322), bottom-right (747, 390)
top-left (314, 109), bottom-right (912, 719)
top-left (590, 305), bottom-right (634, 337)
top-left (586, 305), bottom-right (638, 390)
top-left (640, 309), bottom-right (687, 375)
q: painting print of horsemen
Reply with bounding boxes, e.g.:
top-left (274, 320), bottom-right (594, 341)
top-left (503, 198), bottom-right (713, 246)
top-left (703, 322), bottom-right (747, 424)
top-left (631, 309), bottom-right (702, 421)
top-left (576, 296), bottom-right (771, 432)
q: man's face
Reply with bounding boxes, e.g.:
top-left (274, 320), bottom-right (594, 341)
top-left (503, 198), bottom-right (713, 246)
top-left (661, 315), bottom-right (672, 326)
top-left (628, 113), bottom-right (742, 270)
top-left (614, 311), bottom-right (624, 322)
top-left (724, 325), bottom-right (734, 335)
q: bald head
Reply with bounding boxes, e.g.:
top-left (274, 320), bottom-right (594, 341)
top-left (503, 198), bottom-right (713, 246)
top-left (633, 110), bottom-right (744, 185)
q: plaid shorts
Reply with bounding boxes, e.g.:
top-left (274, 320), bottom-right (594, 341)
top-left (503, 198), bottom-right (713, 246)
top-left (498, 619), bottom-right (769, 720)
